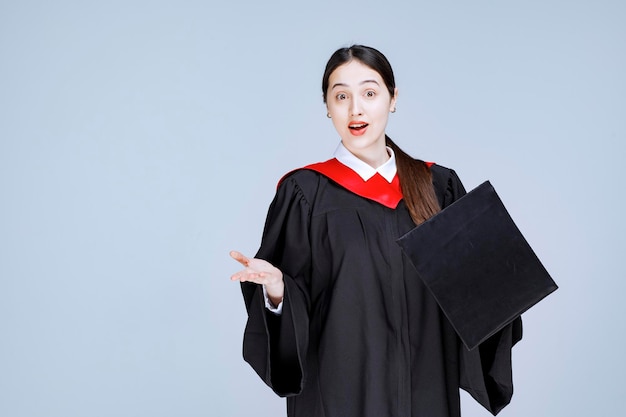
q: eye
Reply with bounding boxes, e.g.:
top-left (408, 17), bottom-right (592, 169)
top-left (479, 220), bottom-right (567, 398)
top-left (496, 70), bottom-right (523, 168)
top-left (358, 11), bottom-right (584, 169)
top-left (336, 93), bottom-right (347, 100)
top-left (365, 90), bottom-right (376, 98)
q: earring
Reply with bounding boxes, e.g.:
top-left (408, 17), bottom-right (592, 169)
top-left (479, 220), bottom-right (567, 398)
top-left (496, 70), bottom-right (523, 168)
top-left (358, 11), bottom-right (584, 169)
top-left (327, 112), bottom-right (331, 118)
top-left (391, 108), bottom-right (396, 113)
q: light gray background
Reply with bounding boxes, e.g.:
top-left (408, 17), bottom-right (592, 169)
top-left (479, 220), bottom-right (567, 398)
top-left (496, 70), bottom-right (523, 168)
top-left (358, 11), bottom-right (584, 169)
top-left (1, 1), bottom-right (624, 416)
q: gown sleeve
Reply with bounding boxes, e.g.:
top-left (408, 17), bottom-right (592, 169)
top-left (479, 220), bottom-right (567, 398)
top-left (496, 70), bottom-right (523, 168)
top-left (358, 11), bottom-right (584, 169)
top-left (435, 166), bottom-right (524, 415)
top-left (240, 173), bottom-right (313, 397)
top-left (460, 317), bottom-right (523, 415)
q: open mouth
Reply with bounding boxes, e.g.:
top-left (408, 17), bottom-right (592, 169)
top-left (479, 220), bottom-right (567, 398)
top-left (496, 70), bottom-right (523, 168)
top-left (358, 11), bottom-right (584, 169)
top-left (349, 123), bottom-right (369, 132)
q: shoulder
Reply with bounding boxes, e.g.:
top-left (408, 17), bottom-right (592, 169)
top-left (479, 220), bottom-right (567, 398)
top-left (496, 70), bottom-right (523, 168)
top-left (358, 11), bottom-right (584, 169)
top-left (429, 162), bottom-right (467, 207)
top-left (429, 163), bottom-right (460, 184)
top-left (279, 167), bottom-right (323, 189)
top-left (275, 167), bottom-right (325, 205)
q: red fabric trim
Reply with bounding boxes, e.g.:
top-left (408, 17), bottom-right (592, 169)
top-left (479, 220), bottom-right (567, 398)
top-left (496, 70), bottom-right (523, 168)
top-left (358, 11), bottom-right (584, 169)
top-left (278, 158), bottom-right (436, 209)
top-left (278, 158), bottom-right (403, 209)
top-left (306, 159), bottom-right (403, 208)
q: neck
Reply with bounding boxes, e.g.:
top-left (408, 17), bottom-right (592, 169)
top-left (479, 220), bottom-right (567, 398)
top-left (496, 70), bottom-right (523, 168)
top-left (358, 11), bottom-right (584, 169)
top-left (345, 142), bottom-right (390, 169)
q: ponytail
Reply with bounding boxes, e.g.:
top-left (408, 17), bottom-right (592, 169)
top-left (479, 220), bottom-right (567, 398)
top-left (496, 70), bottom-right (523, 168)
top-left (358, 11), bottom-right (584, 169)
top-left (386, 136), bottom-right (441, 225)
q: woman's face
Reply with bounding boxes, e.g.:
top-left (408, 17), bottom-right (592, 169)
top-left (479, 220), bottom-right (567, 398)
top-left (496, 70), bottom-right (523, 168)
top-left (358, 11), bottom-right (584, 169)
top-left (326, 60), bottom-right (397, 162)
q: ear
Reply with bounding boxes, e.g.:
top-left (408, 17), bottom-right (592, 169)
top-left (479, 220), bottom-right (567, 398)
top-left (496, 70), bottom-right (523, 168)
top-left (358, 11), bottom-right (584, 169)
top-left (390, 88), bottom-right (398, 111)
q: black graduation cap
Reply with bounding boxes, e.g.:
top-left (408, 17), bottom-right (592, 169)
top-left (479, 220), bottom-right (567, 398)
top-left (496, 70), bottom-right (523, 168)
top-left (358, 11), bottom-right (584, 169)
top-left (397, 180), bottom-right (558, 351)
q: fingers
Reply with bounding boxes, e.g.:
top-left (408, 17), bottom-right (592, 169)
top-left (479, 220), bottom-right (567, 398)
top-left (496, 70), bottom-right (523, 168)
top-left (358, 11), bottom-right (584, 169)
top-left (229, 250), bottom-right (283, 288)
top-left (229, 250), bottom-right (262, 282)
top-left (230, 270), bottom-right (272, 286)
top-left (229, 250), bottom-right (250, 267)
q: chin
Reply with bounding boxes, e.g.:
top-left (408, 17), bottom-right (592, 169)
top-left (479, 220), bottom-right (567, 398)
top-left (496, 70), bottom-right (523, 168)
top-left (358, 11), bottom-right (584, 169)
top-left (348, 135), bottom-right (384, 147)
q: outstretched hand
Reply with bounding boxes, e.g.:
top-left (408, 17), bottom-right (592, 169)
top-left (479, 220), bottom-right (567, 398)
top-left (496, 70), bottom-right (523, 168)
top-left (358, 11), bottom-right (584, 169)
top-left (230, 250), bottom-right (284, 306)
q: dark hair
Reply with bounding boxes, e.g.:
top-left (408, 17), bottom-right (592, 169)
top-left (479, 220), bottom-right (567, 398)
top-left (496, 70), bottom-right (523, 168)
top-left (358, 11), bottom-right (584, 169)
top-left (322, 45), bottom-right (396, 103)
top-left (321, 45), bottom-right (441, 225)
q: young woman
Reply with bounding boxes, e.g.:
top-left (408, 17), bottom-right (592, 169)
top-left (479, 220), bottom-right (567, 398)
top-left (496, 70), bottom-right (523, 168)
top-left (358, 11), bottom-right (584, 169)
top-left (230, 45), bottom-right (521, 417)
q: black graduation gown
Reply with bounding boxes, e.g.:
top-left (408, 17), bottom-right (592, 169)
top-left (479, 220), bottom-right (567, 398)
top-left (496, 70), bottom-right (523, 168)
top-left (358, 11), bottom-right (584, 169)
top-left (240, 163), bottom-right (522, 417)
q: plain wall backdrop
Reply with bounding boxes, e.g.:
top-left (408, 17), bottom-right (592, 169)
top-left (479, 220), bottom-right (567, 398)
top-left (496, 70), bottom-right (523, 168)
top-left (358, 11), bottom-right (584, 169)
top-left (1, 1), bottom-right (624, 416)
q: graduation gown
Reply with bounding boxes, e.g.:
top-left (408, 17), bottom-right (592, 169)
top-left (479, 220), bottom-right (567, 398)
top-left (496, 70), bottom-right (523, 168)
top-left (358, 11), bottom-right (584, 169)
top-left (240, 161), bottom-right (522, 417)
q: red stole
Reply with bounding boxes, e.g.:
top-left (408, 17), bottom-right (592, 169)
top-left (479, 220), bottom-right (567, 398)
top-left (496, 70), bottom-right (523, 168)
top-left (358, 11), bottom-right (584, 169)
top-left (279, 158), bottom-right (434, 209)
top-left (305, 158), bottom-right (402, 208)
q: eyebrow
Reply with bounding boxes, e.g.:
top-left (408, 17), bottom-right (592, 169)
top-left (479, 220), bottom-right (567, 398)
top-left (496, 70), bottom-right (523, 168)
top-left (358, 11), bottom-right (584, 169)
top-left (331, 79), bottom-right (380, 90)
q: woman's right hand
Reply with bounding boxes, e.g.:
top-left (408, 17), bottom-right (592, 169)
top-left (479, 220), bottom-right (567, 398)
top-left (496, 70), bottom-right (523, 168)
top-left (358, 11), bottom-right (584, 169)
top-left (229, 250), bottom-right (284, 307)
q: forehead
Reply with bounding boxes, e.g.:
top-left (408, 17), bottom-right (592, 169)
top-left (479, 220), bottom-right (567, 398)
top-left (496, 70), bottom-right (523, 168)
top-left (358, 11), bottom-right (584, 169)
top-left (329, 60), bottom-right (384, 87)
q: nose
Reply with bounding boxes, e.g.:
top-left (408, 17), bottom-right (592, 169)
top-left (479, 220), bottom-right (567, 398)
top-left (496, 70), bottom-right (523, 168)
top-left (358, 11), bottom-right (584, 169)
top-left (350, 97), bottom-right (363, 116)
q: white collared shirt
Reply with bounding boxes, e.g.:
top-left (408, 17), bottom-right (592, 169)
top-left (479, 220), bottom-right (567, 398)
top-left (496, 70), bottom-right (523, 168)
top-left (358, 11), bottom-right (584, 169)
top-left (333, 142), bottom-right (397, 183)
top-left (264, 142), bottom-right (398, 314)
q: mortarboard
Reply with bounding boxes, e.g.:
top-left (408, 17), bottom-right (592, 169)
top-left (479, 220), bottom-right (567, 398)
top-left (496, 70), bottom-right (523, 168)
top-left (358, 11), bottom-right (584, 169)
top-left (397, 180), bottom-right (558, 350)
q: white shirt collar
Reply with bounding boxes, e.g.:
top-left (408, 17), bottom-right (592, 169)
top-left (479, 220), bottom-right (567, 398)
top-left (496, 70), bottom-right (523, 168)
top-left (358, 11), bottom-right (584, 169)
top-left (333, 142), bottom-right (397, 183)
